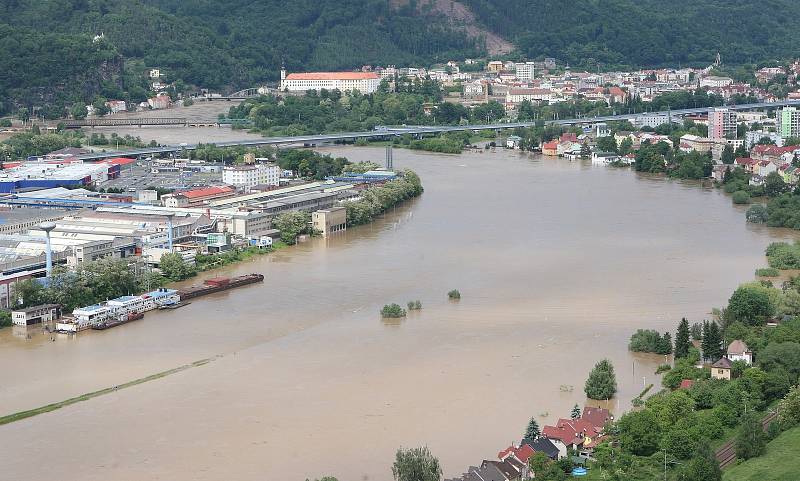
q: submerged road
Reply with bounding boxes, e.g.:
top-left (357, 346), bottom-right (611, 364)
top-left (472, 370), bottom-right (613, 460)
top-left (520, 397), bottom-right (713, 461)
top-left (75, 100), bottom-right (800, 161)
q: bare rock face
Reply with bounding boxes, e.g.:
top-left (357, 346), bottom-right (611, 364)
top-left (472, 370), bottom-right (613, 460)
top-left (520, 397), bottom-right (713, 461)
top-left (391, 0), bottom-right (514, 56)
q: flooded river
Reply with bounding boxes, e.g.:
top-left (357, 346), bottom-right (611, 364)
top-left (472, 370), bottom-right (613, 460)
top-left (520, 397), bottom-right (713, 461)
top-left (1, 144), bottom-right (797, 481)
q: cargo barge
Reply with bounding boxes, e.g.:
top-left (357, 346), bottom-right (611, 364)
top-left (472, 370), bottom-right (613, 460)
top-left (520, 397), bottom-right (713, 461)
top-left (92, 312), bottom-right (145, 330)
top-left (177, 274), bottom-right (264, 301)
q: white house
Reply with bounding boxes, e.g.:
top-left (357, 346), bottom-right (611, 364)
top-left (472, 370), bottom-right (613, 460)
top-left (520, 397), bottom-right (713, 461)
top-left (727, 340), bottom-right (753, 365)
top-left (591, 152), bottom-right (621, 165)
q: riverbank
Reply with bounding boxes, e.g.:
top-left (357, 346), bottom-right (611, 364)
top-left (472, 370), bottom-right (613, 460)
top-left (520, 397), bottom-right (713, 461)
top-left (1, 148), bottom-right (798, 481)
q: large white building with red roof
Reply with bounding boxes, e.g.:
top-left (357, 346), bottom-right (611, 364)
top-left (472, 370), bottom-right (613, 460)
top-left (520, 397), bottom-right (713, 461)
top-left (280, 69), bottom-right (381, 93)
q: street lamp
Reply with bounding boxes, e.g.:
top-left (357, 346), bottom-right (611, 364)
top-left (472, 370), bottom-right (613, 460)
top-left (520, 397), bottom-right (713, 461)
top-left (39, 222), bottom-right (56, 279)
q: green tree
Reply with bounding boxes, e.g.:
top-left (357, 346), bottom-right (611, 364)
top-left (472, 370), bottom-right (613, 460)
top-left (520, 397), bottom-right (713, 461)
top-left (585, 359), bottom-right (617, 400)
top-left (579, 142), bottom-right (591, 159)
top-left (764, 171), bottom-right (788, 197)
top-left (778, 385), bottom-right (800, 427)
top-left (759, 342), bottom-right (800, 383)
top-left (273, 211), bottom-right (312, 245)
top-left (726, 285), bottom-right (774, 326)
top-left (527, 452), bottom-right (566, 481)
top-left (571, 404), bottom-right (581, 419)
top-left (391, 446), bottom-right (442, 481)
top-left (596, 135), bottom-right (617, 153)
top-left (70, 104), bottom-right (87, 120)
top-left (736, 411), bottom-right (767, 460)
top-left (721, 144), bottom-right (735, 164)
top-left (617, 409), bottom-right (661, 456)
top-left (703, 321), bottom-right (724, 361)
top-left (675, 317), bottom-right (691, 358)
top-left (682, 442), bottom-right (721, 481)
top-left (158, 252), bottom-right (197, 281)
top-left (525, 417), bottom-right (540, 439)
top-left (732, 190), bottom-right (751, 204)
top-left (0, 310), bottom-right (11, 327)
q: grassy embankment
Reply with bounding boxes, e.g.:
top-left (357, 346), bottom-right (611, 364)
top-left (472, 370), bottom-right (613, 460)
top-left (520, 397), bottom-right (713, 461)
top-left (723, 426), bottom-right (800, 481)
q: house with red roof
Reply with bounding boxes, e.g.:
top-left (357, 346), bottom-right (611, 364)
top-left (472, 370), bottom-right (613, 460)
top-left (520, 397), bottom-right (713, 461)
top-left (581, 406), bottom-right (612, 431)
top-left (498, 443), bottom-right (535, 465)
top-left (542, 141), bottom-right (559, 156)
top-left (735, 157), bottom-right (758, 173)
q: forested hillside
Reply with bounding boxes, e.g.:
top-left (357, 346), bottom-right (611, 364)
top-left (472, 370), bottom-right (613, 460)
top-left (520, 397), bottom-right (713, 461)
top-left (460, 0), bottom-right (800, 68)
top-left (0, 0), bottom-right (479, 115)
top-left (3, 0), bottom-right (800, 117)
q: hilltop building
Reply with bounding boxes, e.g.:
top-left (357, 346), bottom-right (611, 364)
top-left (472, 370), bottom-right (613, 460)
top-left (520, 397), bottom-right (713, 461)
top-left (280, 69), bottom-right (380, 93)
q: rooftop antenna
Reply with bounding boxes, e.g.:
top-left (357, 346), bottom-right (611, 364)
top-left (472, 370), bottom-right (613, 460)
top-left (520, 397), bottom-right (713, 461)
top-left (39, 222), bottom-right (56, 279)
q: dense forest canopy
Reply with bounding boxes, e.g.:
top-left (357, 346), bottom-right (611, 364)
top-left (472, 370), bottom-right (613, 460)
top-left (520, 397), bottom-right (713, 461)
top-left (2, 0), bottom-right (800, 115)
top-left (460, 0), bottom-right (800, 69)
top-left (0, 0), bottom-right (480, 115)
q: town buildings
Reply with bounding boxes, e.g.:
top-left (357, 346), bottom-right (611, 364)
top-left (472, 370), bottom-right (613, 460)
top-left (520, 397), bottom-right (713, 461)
top-left (222, 162), bottom-right (281, 190)
top-left (514, 62), bottom-right (535, 82)
top-left (708, 108), bottom-right (737, 140)
top-left (280, 69), bottom-right (381, 94)
top-left (778, 107), bottom-right (800, 139)
top-left (312, 207), bottom-right (347, 237)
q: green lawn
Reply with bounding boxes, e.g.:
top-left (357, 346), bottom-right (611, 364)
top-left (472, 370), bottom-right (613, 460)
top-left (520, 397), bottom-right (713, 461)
top-left (723, 426), bottom-right (800, 481)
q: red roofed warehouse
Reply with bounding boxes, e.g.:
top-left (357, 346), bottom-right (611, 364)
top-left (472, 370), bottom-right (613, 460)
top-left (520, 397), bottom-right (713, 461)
top-left (161, 186), bottom-right (235, 208)
top-left (280, 69), bottom-right (380, 94)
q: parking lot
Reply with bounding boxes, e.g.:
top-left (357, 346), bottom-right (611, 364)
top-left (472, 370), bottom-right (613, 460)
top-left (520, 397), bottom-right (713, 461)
top-left (101, 162), bottom-right (223, 192)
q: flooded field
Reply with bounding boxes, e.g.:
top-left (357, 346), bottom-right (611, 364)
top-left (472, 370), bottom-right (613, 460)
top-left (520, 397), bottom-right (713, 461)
top-left (0, 144), bottom-right (797, 481)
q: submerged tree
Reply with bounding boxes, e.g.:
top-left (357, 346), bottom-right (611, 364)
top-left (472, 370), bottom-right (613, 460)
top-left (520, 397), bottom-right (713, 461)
top-left (392, 446), bottom-right (442, 481)
top-left (585, 359), bottom-right (617, 400)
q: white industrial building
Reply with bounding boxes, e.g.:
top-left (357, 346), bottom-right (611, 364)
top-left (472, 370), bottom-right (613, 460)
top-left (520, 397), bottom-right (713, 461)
top-left (222, 163), bottom-right (281, 190)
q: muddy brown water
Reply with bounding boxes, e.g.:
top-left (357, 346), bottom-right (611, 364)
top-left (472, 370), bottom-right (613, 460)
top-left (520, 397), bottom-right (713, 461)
top-left (1, 145), bottom-right (797, 481)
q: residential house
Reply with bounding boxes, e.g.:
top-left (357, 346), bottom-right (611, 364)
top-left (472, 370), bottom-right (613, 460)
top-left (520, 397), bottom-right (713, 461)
top-left (542, 141), bottom-right (558, 157)
top-left (757, 160), bottom-right (778, 178)
top-left (542, 417), bottom-right (596, 451)
top-left (679, 134), bottom-right (715, 154)
top-left (727, 340), bottom-right (753, 365)
top-left (505, 136), bottom-right (523, 149)
top-left (147, 94), bottom-right (171, 110)
top-left (591, 152), bottom-right (621, 165)
top-left (711, 357), bottom-right (733, 380)
top-left (487, 61), bottom-right (504, 73)
top-left (735, 157), bottom-right (758, 173)
top-left (480, 460), bottom-right (521, 481)
top-left (105, 100), bottom-right (127, 113)
top-left (581, 406), bottom-right (612, 430)
top-left (522, 437), bottom-right (562, 460)
top-left (780, 165), bottom-right (799, 185)
top-left (752, 145), bottom-right (800, 164)
top-left (498, 444), bottom-right (536, 467)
